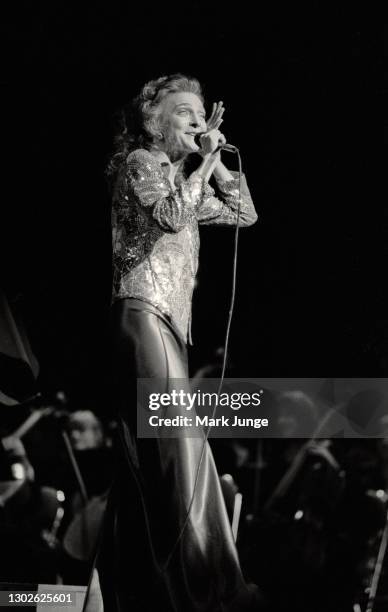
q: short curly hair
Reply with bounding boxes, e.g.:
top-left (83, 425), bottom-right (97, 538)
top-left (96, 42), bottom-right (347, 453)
top-left (106, 73), bottom-right (204, 184)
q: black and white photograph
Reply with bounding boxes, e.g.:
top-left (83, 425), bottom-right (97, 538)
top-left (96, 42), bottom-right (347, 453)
top-left (1, 4), bottom-right (385, 611)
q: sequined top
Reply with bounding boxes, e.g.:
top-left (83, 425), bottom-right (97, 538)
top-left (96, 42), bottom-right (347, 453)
top-left (111, 148), bottom-right (257, 344)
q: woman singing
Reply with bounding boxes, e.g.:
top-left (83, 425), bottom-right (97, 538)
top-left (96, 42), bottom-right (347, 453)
top-left (97, 74), bottom-right (260, 612)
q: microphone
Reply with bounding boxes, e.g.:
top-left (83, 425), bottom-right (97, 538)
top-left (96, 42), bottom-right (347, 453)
top-left (217, 143), bottom-right (238, 153)
top-left (194, 134), bottom-right (238, 154)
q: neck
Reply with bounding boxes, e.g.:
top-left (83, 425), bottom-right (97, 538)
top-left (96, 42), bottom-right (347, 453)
top-left (168, 150), bottom-right (187, 165)
top-left (150, 141), bottom-right (187, 164)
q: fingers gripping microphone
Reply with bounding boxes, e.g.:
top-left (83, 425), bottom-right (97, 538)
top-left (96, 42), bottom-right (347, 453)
top-left (194, 134), bottom-right (238, 153)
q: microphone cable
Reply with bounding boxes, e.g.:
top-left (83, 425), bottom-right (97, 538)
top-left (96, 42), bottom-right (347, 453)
top-left (365, 506), bottom-right (388, 612)
top-left (163, 146), bottom-right (243, 571)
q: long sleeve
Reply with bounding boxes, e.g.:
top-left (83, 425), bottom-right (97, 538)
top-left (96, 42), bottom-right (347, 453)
top-left (126, 149), bottom-right (201, 233)
top-left (195, 171), bottom-right (258, 227)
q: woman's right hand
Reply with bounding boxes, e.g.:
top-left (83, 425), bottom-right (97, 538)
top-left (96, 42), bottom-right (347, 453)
top-left (199, 129), bottom-right (226, 156)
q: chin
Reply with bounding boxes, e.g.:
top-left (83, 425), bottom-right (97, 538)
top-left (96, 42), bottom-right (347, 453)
top-left (181, 137), bottom-right (199, 154)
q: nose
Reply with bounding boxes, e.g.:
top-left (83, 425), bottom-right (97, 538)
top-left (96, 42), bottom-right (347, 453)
top-left (190, 113), bottom-right (203, 128)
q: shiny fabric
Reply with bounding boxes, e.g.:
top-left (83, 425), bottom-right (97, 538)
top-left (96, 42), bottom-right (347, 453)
top-left (97, 298), bottom-right (258, 612)
top-left (111, 148), bottom-right (257, 344)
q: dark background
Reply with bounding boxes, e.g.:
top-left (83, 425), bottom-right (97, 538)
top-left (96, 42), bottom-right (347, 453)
top-left (2, 4), bottom-right (384, 411)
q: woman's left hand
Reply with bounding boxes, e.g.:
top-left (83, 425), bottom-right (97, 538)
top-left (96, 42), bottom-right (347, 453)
top-left (195, 102), bottom-right (225, 158)
top-left (206, 101), bottom-right (225, 131)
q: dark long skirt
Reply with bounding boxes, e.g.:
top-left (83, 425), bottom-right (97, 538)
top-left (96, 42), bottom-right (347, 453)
top-left (97, 298), bottom-right (256, 612)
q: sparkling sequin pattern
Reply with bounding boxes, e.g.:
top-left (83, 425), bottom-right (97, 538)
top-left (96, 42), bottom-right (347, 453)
top-left (112, 148), bottom-right (257, 343)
